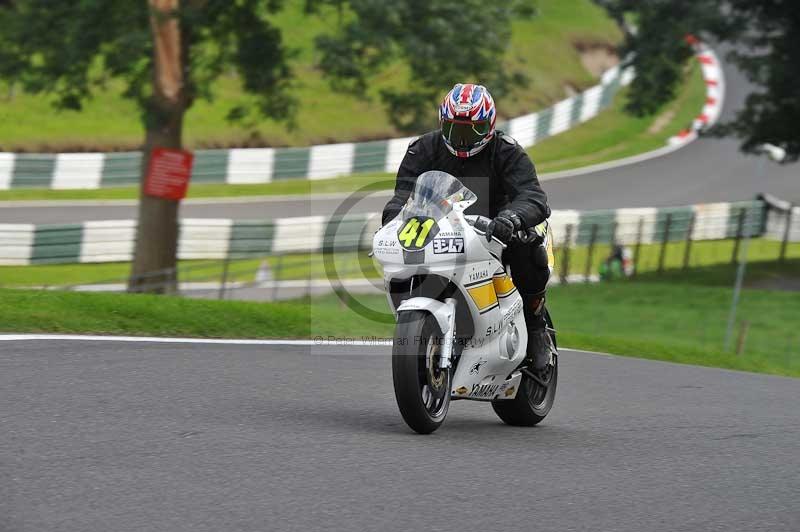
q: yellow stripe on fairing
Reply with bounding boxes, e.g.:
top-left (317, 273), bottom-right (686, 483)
top-left (467, 282), bottom-right (498, 310)
top-left (492, 274), bottom-right (516, 296)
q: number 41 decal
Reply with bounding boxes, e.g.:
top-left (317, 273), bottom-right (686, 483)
top-left (397, 217), bottom-right (438, 250)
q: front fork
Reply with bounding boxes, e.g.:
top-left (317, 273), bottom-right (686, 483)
top-left (439, 297), bottom-right (457, 369)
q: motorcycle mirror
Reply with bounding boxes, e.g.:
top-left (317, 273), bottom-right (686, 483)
top-left (485, 220), bottom-right (495, 242)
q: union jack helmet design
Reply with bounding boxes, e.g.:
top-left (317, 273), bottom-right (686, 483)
top-left (439, 83), bottom-right (497, 158)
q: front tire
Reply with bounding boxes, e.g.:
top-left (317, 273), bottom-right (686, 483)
top-left (392, 310), bottom-right (451, 434)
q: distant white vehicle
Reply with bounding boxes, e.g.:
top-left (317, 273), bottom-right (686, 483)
top-left (760, 143), bottom-right (787, 163)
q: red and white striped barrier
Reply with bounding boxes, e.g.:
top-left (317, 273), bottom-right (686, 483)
top-left (668, 37), bottom-right (726, 146)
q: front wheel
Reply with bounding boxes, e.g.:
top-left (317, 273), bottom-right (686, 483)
top-left (392, 310), bottom-right (451, 434)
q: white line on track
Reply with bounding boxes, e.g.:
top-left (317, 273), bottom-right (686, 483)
top-left (0, 334), bottom-right (618, 359)
top-left (538, 137), bottom-right (699, 182)
top-left (0, 334), bottom-right (391, 346)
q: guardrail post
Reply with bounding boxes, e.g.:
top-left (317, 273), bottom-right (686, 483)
top-left (560, 224), bottom-right (573, 284)
top-left (779, 205), bottom-right (793, 262)
top-left (658, 213), bottom-right (672, 274)
top-left (218, 255), bottom-right (231, 300)
top-left (271, 255), bottom-right (283, 301)
top-left (610, 220), bottom-right (618, 248)
top-left (585, 224), bottom-right (598, 282)
top-left (632, 217), bottom-right (644, 277)
top-left (725, 206), bottom-right (754, 351)
top-left (683, 211), bottom-right (696, 270)
top-left (732, 207), bottom-right (745, 264)
top-left (736, 320), bottom-right (750, 355)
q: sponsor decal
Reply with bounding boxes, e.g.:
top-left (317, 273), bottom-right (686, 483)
top-left (485, 299), bottom-right (523, 337)
top-left (374, 238), bottom-right (400, 255)
top-left (470, 383), bottom-right (500, 399)
top-left (374, 238), bottom-right (401, 256)
top-left (469, 358), bottom-right (487, 375)
top-left (468, 270), bottom-right (489, 283)
top-left (432, 237), bottom-right (464, 254)
top-left (438, 230), bottom-right (463, 237)
top-left (457, 377), bottom-right (513, 400)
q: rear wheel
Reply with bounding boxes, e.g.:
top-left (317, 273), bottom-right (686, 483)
top-left (491, 308), bottom-right (558, 426)
top-left (392, 310), bottom-right (451, 434)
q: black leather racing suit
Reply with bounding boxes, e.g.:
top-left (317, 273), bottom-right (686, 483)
top-left (381, 130), bottom-right (552, 330)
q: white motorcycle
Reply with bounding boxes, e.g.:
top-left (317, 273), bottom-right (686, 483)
top-left (373, 171), bottom-right (557, 434)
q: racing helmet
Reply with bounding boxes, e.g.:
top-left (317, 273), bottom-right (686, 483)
top-left (439, 83), bottom-right (497, 158)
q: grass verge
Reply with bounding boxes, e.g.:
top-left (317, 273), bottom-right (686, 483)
top-left (1, 281), bottom-right (798, 378)
top-left (547, 282), bottom-right (800, 378)
top-left (531, 61), bottom-right (706, 173)
top-left (556, 239), bottom-right (800, 283)
top-left (0, 252), bottom-right (378, 287)
top-left (2, 238), bottom-right (797, 288)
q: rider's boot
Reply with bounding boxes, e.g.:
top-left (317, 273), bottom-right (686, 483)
top-left (523, 291), bottom-right (554, 370)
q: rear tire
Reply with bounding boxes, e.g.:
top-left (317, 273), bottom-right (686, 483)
top-left (491, 308), bottom-right (558, 426)
top-left (392, 310), bottom-right (451, 434)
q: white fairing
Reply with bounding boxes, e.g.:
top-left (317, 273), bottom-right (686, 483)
top-left (374, 197), bottom-right (528, 401)
top-left (395, 297), bottom-right (455, 339)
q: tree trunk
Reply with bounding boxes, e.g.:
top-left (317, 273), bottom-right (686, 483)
top-left (129, 0), bottom-right (186, 294)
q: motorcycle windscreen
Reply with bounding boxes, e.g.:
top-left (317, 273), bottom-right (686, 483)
top-left (401, 171), bottom-right (476, 221)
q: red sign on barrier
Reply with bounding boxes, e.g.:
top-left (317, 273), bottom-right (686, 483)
top-left (144, 147), bottom-right (194, 200)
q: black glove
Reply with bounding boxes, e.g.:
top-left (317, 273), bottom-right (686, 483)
top-left (485, 209), bottom-right (522, 244)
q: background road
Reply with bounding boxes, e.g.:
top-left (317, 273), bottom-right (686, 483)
top-left (1, 339), bottom-right (798, 532)
top-left (2, 46), bottom-right (798, 225)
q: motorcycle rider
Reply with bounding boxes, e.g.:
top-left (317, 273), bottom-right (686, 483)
top-left (382, 83), bottom-right (554, 370)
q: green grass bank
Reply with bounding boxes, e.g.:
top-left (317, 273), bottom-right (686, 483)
top-left (2, 238), bottom-right (796, 288)
top-left (0, 59), bottom-right (705, 202)
top-left (2, 280), bottom-right (798, 378)
top-left (0, 0), bottom-right (621, 152)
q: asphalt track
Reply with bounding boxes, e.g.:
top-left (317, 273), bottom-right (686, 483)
top-left (2, 47), bottom-right (798, 532)
top-left (1, 46), bottom-right (797, 225)
top-left (1, 339), bottom-right (798, 532)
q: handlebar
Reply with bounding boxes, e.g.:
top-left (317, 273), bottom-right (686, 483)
top-left (468, 215), bottom-right (538, 246)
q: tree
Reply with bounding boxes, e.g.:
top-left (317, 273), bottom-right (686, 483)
top-left (307, 0), bottom-right (533, 133)
top-left (713, 1), bottom-right (800, 159)
top-left (0, 1), bottom-right (294, 292)
top-left (596, 0), bottom-right (800, 161)
top-left (0, 0), bottom-right (533, 292)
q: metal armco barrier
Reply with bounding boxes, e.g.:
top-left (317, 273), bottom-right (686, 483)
top-left (0, 64), bottom-right (637, 189)
top-left (0, 199), bottom-right (785, 267)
